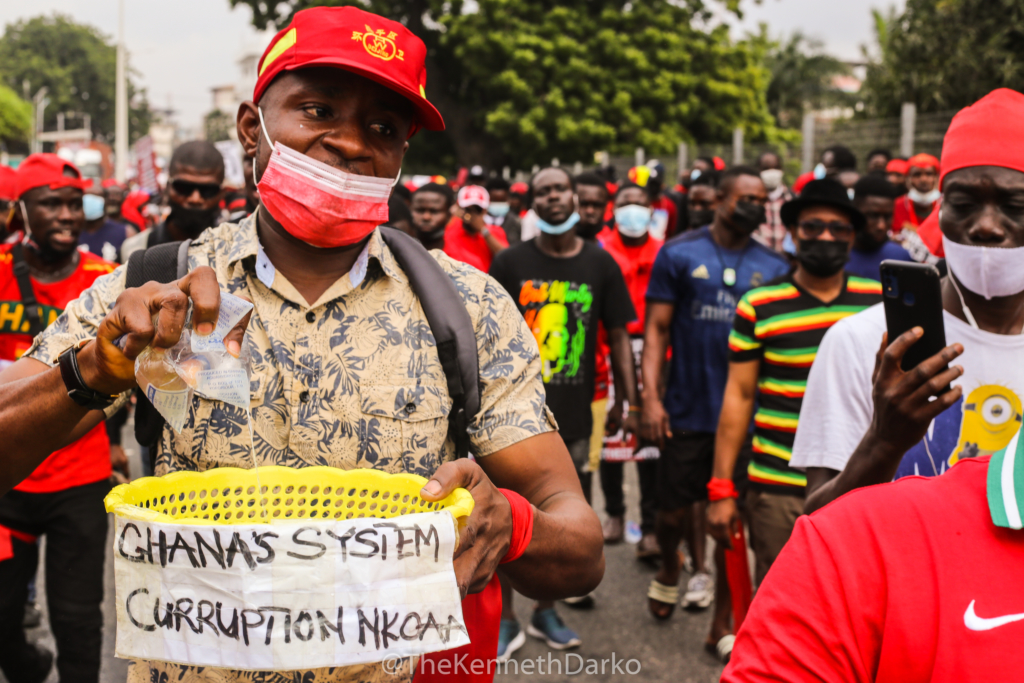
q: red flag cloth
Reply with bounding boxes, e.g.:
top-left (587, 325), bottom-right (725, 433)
top-left (0, 525), bottom-right (38, 562)
top-left (725, 519), bottom-right (753, 632)
top-left (940, 88), bottom-right (1024, 189)
top-left (415, 574), bottom-right (501, 683)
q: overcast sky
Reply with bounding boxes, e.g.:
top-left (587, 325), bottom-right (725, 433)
top-left (0, 0), bottom-right (904, 133)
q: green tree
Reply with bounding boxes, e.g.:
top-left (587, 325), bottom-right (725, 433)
top-left (0, 14), bottom-right (150, 144)
top-left (0, 83), bottom-right (31, 144)
top-left (230, 0), bottom-right (777, 168)
top-left (764, 30), bottom-right (853, 128)
top-left (861, 0), bottom-right (1024, 117)
top-left (204, 110), bottom-right (235, 143)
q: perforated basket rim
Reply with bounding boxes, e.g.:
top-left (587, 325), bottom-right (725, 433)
top-left (104, 466), bottom-right (475, 526)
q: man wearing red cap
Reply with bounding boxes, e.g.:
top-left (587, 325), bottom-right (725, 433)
top-left (726, 87), bottom-right (1024, 681)
top-left (0, 7), bottom-right (603, 683)
top-left (0, 154), bottom-right (117, 683)
top-left (892, 152), bottom-right (941, 233)
top-left (445, 184), bottom-right (508, 272)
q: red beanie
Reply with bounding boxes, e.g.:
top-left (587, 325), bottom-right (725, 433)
top-left (940, 88), bottom-right (1024, 189)
top-left (0, 166), bottom-right (16, 201)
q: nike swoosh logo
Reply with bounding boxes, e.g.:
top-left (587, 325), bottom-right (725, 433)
top-left (964, 600), bottom-right (1024, 631)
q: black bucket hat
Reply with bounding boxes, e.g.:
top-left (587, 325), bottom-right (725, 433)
top-left (780, 178), bottom-right (866, 232)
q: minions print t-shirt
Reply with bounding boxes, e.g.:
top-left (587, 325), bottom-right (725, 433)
top-left (490, 238), bottom-right (635, 441)
top-left (791, 303), bottom-right (1024, 478)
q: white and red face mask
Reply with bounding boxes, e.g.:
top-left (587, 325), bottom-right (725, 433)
top-left (254, 108), bottom-right (399, 249)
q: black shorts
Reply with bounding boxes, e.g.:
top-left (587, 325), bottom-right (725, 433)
top-left (656, 432), bottom-right (754, 510)
top-left (656, 432), bottom-right (716, 511)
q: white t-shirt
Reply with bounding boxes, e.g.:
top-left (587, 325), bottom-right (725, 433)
top-left (791, 303), bottom-right (1024, 478)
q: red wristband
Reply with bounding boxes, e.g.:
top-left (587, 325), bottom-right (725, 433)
top-left (707, 477), bottom-right (739, 502)
top-left (498, 489), bottom-right (534, 564)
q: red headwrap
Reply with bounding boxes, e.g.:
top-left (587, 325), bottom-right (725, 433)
top-left (940, 88), bottom-right (1024, 189)
top-left (0, 165), bottom-right (16, 201)
top-left (886, 158), bottom-right (910, 175)
top-left (908, 153), bottom-right (939, 171)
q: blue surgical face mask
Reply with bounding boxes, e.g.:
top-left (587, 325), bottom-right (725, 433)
top-left (813, 163), bottom-right (827, 180)
top-left (83, 194), bottom-right (106, 221)
top-left (614, 205), bottom-right (652, 238)
top-left (536, 211), bottom-right (580, 235)
top-left (487, 202), bottom-right (510, 218)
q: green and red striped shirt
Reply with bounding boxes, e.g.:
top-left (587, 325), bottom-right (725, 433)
top-left (728, 273), bottom-right (882, 493)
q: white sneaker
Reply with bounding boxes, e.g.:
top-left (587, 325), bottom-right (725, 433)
top-left (682, 571), bottom-right (714, 610)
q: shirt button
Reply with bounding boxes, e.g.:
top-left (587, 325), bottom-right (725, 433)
top-left (299, 391), bottom-right (310, 403)
top-left (305, 311), bottom-right (315, 323)
top-left (405, 403), bottom-right (416, 414)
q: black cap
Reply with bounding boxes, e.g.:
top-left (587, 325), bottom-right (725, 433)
top-left (781, 178), bottom-right (866, 232)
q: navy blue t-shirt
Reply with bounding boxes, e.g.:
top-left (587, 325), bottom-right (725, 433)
top-left (646, 226), bottom-right (789, 433)
top-left (845, 239), bottom-right (913, 281)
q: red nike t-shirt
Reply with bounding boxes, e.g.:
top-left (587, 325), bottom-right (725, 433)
top-left (0, 245), bottom-right (116, 493)
top-left (443, 218), bottom-right (508, 273)
top-left (723, 456), bottom-right (1024, 682)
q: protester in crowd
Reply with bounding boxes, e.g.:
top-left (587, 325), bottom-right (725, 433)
top-left (575, 172), bottom-right (610, 241)
top-left (409, 181), bottom-right (454, 251)
top-left (893, 152), bottom-right (941, 233)
top-left (0, 165), bottom-right (17, 241)
top-left (886, 157), bottom-right (910, 190)
top-left (0, 154), bottom-right (119, 683)
top-left (686, 172), bottom-right (720, 231)
top-left (642, 166), bottom-right (788, 662)
top-left (792, 145), bottom-right (857, 195)
top-left (846, 174), bottom-right (913, 280)
top-left (0, 10), bottom-right (605, 683)
top-left (79, 184), bottom-right (130, 263)
top-left (444, 184), bottom-right (509, 271)
top-left (791, 87), bottom-right (1024, 516)
top-left (118, 189), bottom-right (151, 233)
top-left (484, 177), bottom-right (522, 246)
top-left (726, 90), bottom-right (1024, 680)
top-left (754, 151), bottom-right (792, 253)
top-left (384, 192), bottom-right (415, 237)
top-left (597, 181), bottom-right (662, 558)
top-left (707, 179), bottom-right (882, 589)
top-left (120, 140), bottom-right (226, 261)
top-left (490, 165), bottom-right (636, 659)
top-left (866, 148), bottom-right (892, 173)
top-left (509, 181), bottom-right (529, 217)
top-left (101, 179), bottom-right (129, 226)
top-left (627, 163), bottom-right (677, 240)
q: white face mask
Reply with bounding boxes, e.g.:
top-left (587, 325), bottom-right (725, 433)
top-left (943, 235), bottom-right (1024, 301)
top-left (908, 187), bottom-right (941, 205)
top-left (760, 169), bottom-right (784, 191)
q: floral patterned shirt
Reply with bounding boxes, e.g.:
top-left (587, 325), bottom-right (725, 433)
top-left (26, 215), bottom-right (556, 683)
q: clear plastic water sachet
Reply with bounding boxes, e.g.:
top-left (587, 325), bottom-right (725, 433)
top-left (133, 291), bottom-right (254, 433)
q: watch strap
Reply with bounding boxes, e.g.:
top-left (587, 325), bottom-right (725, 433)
top-left (59, 343), bottom-right (116, 410)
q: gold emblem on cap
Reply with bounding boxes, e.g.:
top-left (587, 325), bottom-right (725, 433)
top-left (351, 25), bottom-right (405, 62)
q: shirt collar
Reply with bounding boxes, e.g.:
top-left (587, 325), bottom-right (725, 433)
top-left (226, 214), bottom-right (407, 286)
top-left (988, 429), bottom-right (1024, 529)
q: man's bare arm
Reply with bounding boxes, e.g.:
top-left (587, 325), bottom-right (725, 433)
top-left (640, 301), bottom-right (673, 447)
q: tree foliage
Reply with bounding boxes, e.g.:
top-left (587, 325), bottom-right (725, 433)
top-left (861, 0), bottom-right (1024, 117)
top-left (764, 30), bottom-right (853, 128)
top-left (0, 14), bottom-right (150, 144)
top-left (230, 0), bottom-right (778, 168)
top-left (204, 110), bottom-right (235, 143)
top-left (0, 84), bottom-right (32, 144)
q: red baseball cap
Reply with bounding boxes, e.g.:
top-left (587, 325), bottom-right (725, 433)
top-left (253, 6), bottom-right (444, 133)
top-left (886, 158), bottom-right (910, 175)
top-left (457, 185), bottom-right (490, 210)
top-left (15, 153), bottom-right (90, 199)
top-left (940, 88), bottom-right (1024, 189)
top-left (0, 165), bottom-right (16, 201)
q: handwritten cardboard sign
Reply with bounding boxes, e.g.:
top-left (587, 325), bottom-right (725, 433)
top-left (112, 509), bottom-right (470, 670)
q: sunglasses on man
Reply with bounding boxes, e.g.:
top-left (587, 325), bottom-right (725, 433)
top-left (170, 179), bottom-right (222, 200)
top-left (797, 219), bottom-right (854, 241)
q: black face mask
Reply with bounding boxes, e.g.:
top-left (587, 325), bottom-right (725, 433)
top-left (689, 208), bottom-right (715, 229)
top-left (797, 239), bottom-right (849, 277)
top-left (730, 201), bottom-right (766, 234)
top-left (168, 204), bottom-right (220, 239)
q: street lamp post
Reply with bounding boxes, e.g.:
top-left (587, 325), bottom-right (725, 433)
top-left (115, 0), bottom-right (128, 182)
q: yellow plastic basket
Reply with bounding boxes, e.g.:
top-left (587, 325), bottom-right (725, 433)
top-left (104, 466), bottom-right (475, 526)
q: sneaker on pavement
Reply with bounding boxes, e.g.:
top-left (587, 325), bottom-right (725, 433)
top-left (682, 571), bottom-right (714, 610)
top-left (496, 619), bottom-right (526, 662)
top-left (602, 516), bottom-right (624, 543)
top-left (526, 608), bottom-right (582, 649)
top-left (562, 593), bottom-right (595, 609)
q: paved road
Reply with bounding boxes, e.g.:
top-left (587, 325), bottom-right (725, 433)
top-left (11, 451), bottom-right (724, 683)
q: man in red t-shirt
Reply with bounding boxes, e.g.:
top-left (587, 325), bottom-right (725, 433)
top-left (444, 184), bottom-right (508, 272)
top-left (892, 153), bottom-right (940, 233)
top-left (0, 154), bottom-right (117, 683)
top-left (598, 182), bottom-right (663, 556)
top-left (723, 451), bottom-right (1024, 682)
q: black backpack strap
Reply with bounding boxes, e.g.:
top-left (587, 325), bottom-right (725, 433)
top-left (125, 239), bottom-right (190, 454)
top-left (378, 227), bottom-right (481, 459)
top-left (10, 243), bottom-right (45, 337)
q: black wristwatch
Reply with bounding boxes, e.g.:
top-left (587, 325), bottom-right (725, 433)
top-left (58, 343), bottom-right (117, 410)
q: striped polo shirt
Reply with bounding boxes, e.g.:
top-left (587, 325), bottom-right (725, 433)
top-left (728, 273), bottom-right (882, 494)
